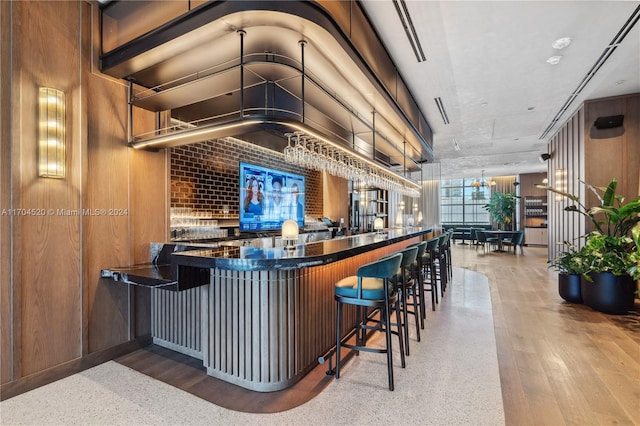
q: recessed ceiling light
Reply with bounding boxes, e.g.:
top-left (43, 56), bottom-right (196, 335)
top-left (616, 80), bottom-right (626, 85)
top-left (527, 106), bottom-right (535, 111)
top-left (546, 55), bottom-right (563, 65)
top-left (552, 37), bottom-right (572, 50)
top-left (481, 102), bottom-right (488, 107)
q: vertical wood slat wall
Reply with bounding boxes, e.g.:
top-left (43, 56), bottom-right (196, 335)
top-left (1, 1), bottom-right (167, 387)
top-left (546, 93), bottom-right (639, 261)
top-left (548, 109), bottom-right (585, 261)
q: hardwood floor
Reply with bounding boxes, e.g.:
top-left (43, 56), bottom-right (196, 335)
top-left (115, 344), bottom-right (335, 414)
top-left (451, 243), bottom-right (640, 426)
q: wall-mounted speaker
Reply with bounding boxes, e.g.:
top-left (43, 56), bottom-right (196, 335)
top-left (594, 114), bottom-right (624, 129)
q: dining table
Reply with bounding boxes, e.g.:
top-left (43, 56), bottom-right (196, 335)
top-left (455, 227), bottom-right (472, 245)
top-left (483, 230), bottom-right (517, 252)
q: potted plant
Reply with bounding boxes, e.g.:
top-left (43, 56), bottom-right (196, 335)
top-left (483, 192), bottom-right (518, 230)
top-left (538, 178), bottom-right (640, 314)
top-left (578, 232), bottom-right (638, 314)
top-left (548, 243), bottom-right (587, 303)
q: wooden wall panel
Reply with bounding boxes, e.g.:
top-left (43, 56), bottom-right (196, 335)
top-left (547, 93), bottom-right (639, 261)
top-left (518, 172), bottom-right (547, 231)
top-left (1, 0), bottom-right (13, 385)
top-left (322, 172), bottom-right (348, 223)
top-left (3, 0), bottom-right (169, 390)
top-left (585, 99), bottom-right (627, 209)
top-left (130, 114), bottom-right (168, 265)
top-left (130, 123), bottom-right (169, 338)
top-left (585, 94), bottom-right (640, 204)
top-left (16, 1), bottom-right (83, 376)
top-left (82, 2), bottom-right (132, 353)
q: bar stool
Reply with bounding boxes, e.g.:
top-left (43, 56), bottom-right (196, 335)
top-left (421, 238), bottom-right (440, 312)
top-left (393, 245), bottom-right (420, 355)
top-left (433, 234), bottom-right (448, 296)
top-left (406, 241), bottom-right (428, 329)
top-left (334, 252), bottom-right (405, 391)
top-left (445, 230), bottom-right (454, 280)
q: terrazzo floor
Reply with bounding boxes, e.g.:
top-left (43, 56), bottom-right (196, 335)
top-left (0, 267), bottom-right (505, 425)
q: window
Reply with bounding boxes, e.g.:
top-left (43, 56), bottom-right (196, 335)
top-left (440, 179), bottom-right (490, 225)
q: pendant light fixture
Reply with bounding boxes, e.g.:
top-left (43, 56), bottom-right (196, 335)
top-left (470, 170), bottom-right (496, 188)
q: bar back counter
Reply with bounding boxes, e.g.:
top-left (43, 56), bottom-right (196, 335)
top-left (102, 227), bottom-right (432, 392)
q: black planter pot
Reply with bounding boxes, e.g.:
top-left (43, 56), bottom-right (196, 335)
top-left (581, 272), bottom-right (636, 315)
top-left (558, 273), bottom-right (582, 303)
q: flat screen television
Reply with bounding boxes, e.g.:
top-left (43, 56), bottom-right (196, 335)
top-left (239, 162), bottom-right (305, 232)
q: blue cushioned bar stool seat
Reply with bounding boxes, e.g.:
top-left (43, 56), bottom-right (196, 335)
top-left (334, 252), bottom-right (405, 391)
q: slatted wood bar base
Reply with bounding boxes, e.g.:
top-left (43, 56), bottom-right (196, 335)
top-left (151, 237), bottom-right (418, 391)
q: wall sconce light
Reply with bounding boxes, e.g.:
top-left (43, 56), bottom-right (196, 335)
top-left (282, 219), bottom-right (299, 250)
top-left (38, 87), bottom-right (66, 178)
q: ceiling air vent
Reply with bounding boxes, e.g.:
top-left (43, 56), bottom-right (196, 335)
top-left (540, 5), bottom-right (640, 139)
top-left (393, 0), bottom-right (427, 62)
top-left (435, 97), bottom-right (450, 125)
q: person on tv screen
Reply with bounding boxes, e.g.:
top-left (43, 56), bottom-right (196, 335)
top-left (265, 176), bottom-right (285, 220)
top-left (290, 183), bottom-right (304, 221)
top-left (244, 176), bottom-right (264, 215)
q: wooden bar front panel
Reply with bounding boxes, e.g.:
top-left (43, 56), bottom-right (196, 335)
top-left (204, 238), bottom-right (415, 391)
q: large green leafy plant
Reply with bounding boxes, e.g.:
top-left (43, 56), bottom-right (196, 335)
top-left (483, 192), bottom-right (518, 230)
top-left (548, 243), bottom-right (589, 275)
top-left (538, 178), bottom-right (640, 280)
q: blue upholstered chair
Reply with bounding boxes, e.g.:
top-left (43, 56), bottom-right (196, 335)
top-left (334, 252), bottom-right (405, 391)
top-left (504, 230), bottom-right (525, 254)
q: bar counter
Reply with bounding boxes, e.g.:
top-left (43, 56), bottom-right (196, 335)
top-left (109, 227), bottom-right (433, 392)
top-left (171, 227), bottom-right (433, 272)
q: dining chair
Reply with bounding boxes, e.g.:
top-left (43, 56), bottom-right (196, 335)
top-left (504, 230), bottom-right (525, 254)
top-left (475, 230), bottom-right (488, 252)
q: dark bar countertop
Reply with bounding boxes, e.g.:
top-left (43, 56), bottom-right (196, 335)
top-left (102, 227), bottom-right (432, 290)
top-left (173, 227), bottom-right (432, 271)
